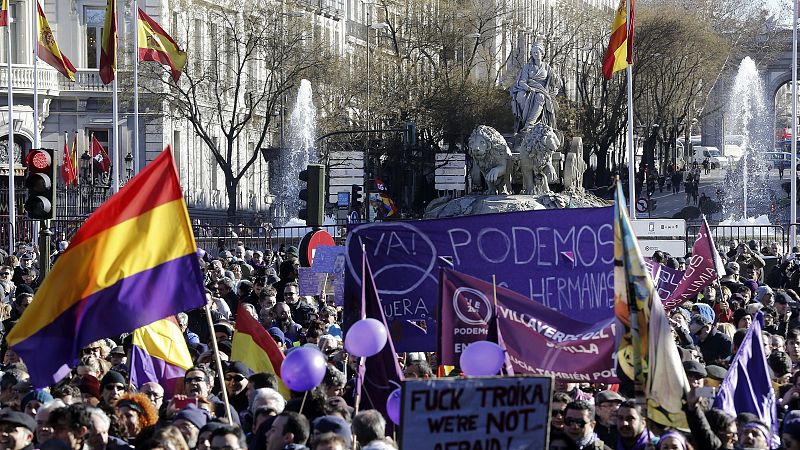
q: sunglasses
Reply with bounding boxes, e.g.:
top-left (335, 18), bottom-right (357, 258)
top-left (104, 384), bottom-right (125, 391)
top-left (0, 273), bottom-right (9, 276)
top-left (564, 418), bottom-right (588, 427)
top-left (284, 292), bottom-right (298, 296)
top-left (225, 374), bottom-right (245, 382)
top-left (185, 376), bottom-right (206, 383)
top-left (83, 347), bottom-right (101, 354)
top-left (551, 409), bottom-right (566, 417)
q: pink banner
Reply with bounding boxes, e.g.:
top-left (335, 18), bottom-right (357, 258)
top-left (662, 221), bottom-right (719, 309)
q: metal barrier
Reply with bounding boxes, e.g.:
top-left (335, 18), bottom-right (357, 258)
top-left (268, 224), bottom-right (345, 251)
top-left (686, 224), bottom-right (787, 254)
top-left (194, 226), bottom-right (270, 253)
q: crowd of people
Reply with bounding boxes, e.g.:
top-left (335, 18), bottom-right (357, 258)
top-left (1, 227), bottom-right (800, 449)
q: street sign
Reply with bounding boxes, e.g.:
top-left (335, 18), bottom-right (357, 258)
top-left (638, 239), bottom-right (687, 257)
top-left (635, 198), bottom-right (649, 213)
top-left (299, 230), bottom-right (336, 267)
top-left (336, 192), bottom-right (350, 208)
top-left (631, 219), bottom-right (686, 238)
top-left (349, 210), bottom-right (361, 224)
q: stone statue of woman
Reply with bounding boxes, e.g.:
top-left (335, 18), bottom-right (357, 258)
top-left (510, 41), bottom-right (558, 134)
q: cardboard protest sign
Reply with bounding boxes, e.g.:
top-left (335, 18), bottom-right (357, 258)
top-left (439, 268), bottom-right (618, 383)
top-left (298, 267), bottom-right (327, 296)
top-left (311, 246), bottom-right (346, 273)
top-left (400, 376), bottom-right (552, 450)
top-left (345, 207), bottom-right (614, 351)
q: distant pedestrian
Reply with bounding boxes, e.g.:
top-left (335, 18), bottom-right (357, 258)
top-left (702, 158), bottom-right (710, 175)
top-left (779, 162), bottom-right (785, 180)
top-left (685, 174), bottom-right (693, 204)
top-left (672, 171), bottom-right (682, 194)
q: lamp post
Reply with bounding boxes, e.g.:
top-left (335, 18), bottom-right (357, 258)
top-left (367, 21), bottom-right (389, 130)
top-left (124, 152), bottom-right (134, 183)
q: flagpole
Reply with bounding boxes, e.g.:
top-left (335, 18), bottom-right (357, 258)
top-left (132, 0), bottom-right (139, 175)
top-left (204, 304), bottom-right (233, 423)
top-left (791, 0), bottom-right (797, 248)
top-left (6, 7), bottom-right (15, 255)
top-left (625, 0), bottom-right (635, 220)
top-left (32, 0), bottom-right (37, 149)
top-left (110, 0), bottom-right (120, 194)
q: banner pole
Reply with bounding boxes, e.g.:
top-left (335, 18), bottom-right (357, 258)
top-left (204, 304), bottom-right (233, 423)
top-left (791, 0), bottom-right (798, 247)
top-left (6, 7), bottom-right (15, 255)
top-left (625, 0), bottom-right (636, 220)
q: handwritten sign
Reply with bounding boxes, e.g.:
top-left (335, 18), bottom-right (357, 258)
top-left (400, 377), bottom-right (552, 450)
top-left (298, 267), bottom-right (327, 296)
top-left (311, 246), bottom-right (346, 273)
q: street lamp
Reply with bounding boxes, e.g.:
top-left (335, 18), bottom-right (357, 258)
top-left (124, 152), bottom-right (134, 181)
top-left (80, 150), bottom-right (91, 180)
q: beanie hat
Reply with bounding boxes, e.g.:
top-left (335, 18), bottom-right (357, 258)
top-left (77, 375), bottom-right (101, 399)
top-left (224, 361), bottom-right (252, 376)
top-left (174, 404), bottom-right (210, 430)
top-left (21, 389), bottom-right (53, 411)
top-left (784, 411), bottom-right (800, 441)
top-left (693, 303), bottom-right (715, 325)
top-left (733, 308), bottom-right (750, 326)
top-left (312, 415), bottom-right (352, 448)
top-left (100, 370), bottom-right (126, 388)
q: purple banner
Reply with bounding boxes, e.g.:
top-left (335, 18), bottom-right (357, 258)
top-left (644, 259), bottom-right (684, 301)
top-left (345, 207), bottom-right (614, 351)
top-left (440, 268), bottom-right (618, 383)
top-left (662, 221), bottom-right (719, 309)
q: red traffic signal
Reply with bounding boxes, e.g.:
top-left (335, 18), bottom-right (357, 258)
top-left (26, 149), bottom-right (52, 171)
top-left (24, 148), bottom-right (56, 220)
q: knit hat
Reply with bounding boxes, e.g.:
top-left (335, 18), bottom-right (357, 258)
top-left (77, 375), bottom-right (101, 399)
top-left (692, 303), bottom-right (715, 325)
top-left (312, 415), bottom-right (352, 449)
top-left (173, 404), bottom-right (210, 430)
top-left (224, 361), bottom-right (252, 376)
top-left (784, 411), bottom-right (800, 441)
top-left (755, 286), bottom-right (774, 304)
top-left (21, 389), bottom-right (53, 411)
top-left (732, 309), bottom-right (751, 327)
top-left (100, 370), bottom-right (126, 388)
top-left (268, 327), bottom-right (288, 346)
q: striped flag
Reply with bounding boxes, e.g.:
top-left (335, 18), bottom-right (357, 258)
top-left (98, 0), bottom-right (116, 85)
top-left (614, 182), bottom-right (690, 430)
top-left (7, 147), bottom-right (206, 388)
top-left (37, 2), bottom-right (76, 81)
top-left (130, 316), bottom-right (194, 398)
top-left (61, 133), bottom-right (77, 186)
top-left (602, 0), bottom-right (635, 80)
top-left (231, 304), bottom-right (290, 398)
top-left (137, 8), bottom-right (187, 82)
top-left (0, 0), bottom-right (7, 27)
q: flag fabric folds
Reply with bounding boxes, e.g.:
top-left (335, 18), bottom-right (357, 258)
top-left (662, 218), bottom-right (721, 309)
top-left (614, 183), bottom-right (689, 429)
top-left (90, 135), bottom-right (111, 173)
top-left (1, 0), bottom-right (8, 27)
top-left (60, 134), bottom-right (77, 186)
top-left (602, 0), bottom-right (634, 79)
top-left (99, 0), bottom-right (116, 85)
top-left (137, 9), bottom-right (187, 82)
top-left (356, 257), bottom-right (404, 434)
top-left (230, 304), bottom-right (290, 399)
top-left (713, 311), bottom-right (778, 444)
top-left (129, 316), bottom-right (193, 398)
top-left (7, 147), bottom-right (206, 388)
top-left (37, 2), bottom-right (77, 81)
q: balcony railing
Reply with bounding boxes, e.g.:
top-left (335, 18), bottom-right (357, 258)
top-left (0, 65), bottom-right (112, 94)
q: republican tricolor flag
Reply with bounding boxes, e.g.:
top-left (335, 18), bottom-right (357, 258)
top-left (231, 304), bottom-right (290, 399)
top-left (602, 0), bottom-right (634, 80)
top-left (7, 148), bottom-right (206, 388)
top-left (137, 9), bottom-right (188, 82)
top-left (130, 316), bottom-right (194, 398)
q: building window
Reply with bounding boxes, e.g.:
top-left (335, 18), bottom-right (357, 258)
top-left (85, 6), bottom-right (106, 69)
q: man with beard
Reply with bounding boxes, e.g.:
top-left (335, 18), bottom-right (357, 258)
top-left (270, 303), bottom-right (302, 345)
top-left (616, 400), bottom-right (656, 450)
top-left (180, 367), bottom-right (240, 425)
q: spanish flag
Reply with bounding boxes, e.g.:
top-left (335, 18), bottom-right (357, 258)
top-left (0, 0), bottom-right (7, 27)
top-left (137, 8), bottom-right (187, 82)
top-left (231, 304), bottom-right (290, 399)
top-left (8, 147), bottom-right (206, 388)
top-left (99, 0), bottom-right (116, 85)
top-left (37, 2), bottom-right (76, 81)
top-left (602, 0), bottom-right (634, 80)
top-left (129, 316), bottom-right (194, 398)
top-left (614, 183), bottom-right (689, 430)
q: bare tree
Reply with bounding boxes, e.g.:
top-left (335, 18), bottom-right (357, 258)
top-left (143, 1), bottom-right (327, 219)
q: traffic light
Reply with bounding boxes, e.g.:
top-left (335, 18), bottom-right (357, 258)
top-left (24, 148), bottom-right (56, 220)
top-left (298, 164), bottom-right (325, 228)
top-left (404, 121), bottom-right (417, 149)
top-left (351, 184), bottom-right (363, 212)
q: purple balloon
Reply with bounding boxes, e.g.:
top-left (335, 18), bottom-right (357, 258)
top-left (459, 341), bottom-right (505, 376)
top-left (344, 318), bottom-right (388, 357)
top-left (386, 388), bottom-right (401, 424)
top-left (281, 347), bottom-right (327, 391)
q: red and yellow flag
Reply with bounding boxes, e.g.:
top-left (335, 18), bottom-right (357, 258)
top-left (37, 2), bottom-right (77, 81)
top-left (61, 133), bottom-right (77, 186)
top-left (99, 0), bottom-right (116, 85)
top-left (602, 0), bottom-right (635, 80)
top-left (231, 304), bottom-right (290, 399)
top-left (137, 8), bottom-right (187, 82)
top-left (0, 0), bottom-right (8, 27)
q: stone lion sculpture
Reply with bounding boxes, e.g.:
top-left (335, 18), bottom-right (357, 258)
top-left (468, 125), bottom-right (512, 194)
top-left (518, 123), bottom-right (560, 195)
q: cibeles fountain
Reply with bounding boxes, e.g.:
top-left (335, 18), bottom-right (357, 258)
top-left (425, 40), bottom-right (606, 218)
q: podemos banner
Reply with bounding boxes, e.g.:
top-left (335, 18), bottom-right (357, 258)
top-left (440, 268), bottom-right (618, 383)
top-left (345, 207), bottom-right (615, 351)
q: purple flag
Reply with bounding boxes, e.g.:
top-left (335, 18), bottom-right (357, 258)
top-left (356, 257), bottom-right (404, 433)
top-left (663, 220), bottom-right (719, 309)
top-left (439, 268), bottom-right (618, 383)
top-left (644, 259), bottom-right (684, 300)
top-left (713, 312), bottom-right (778, 444)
